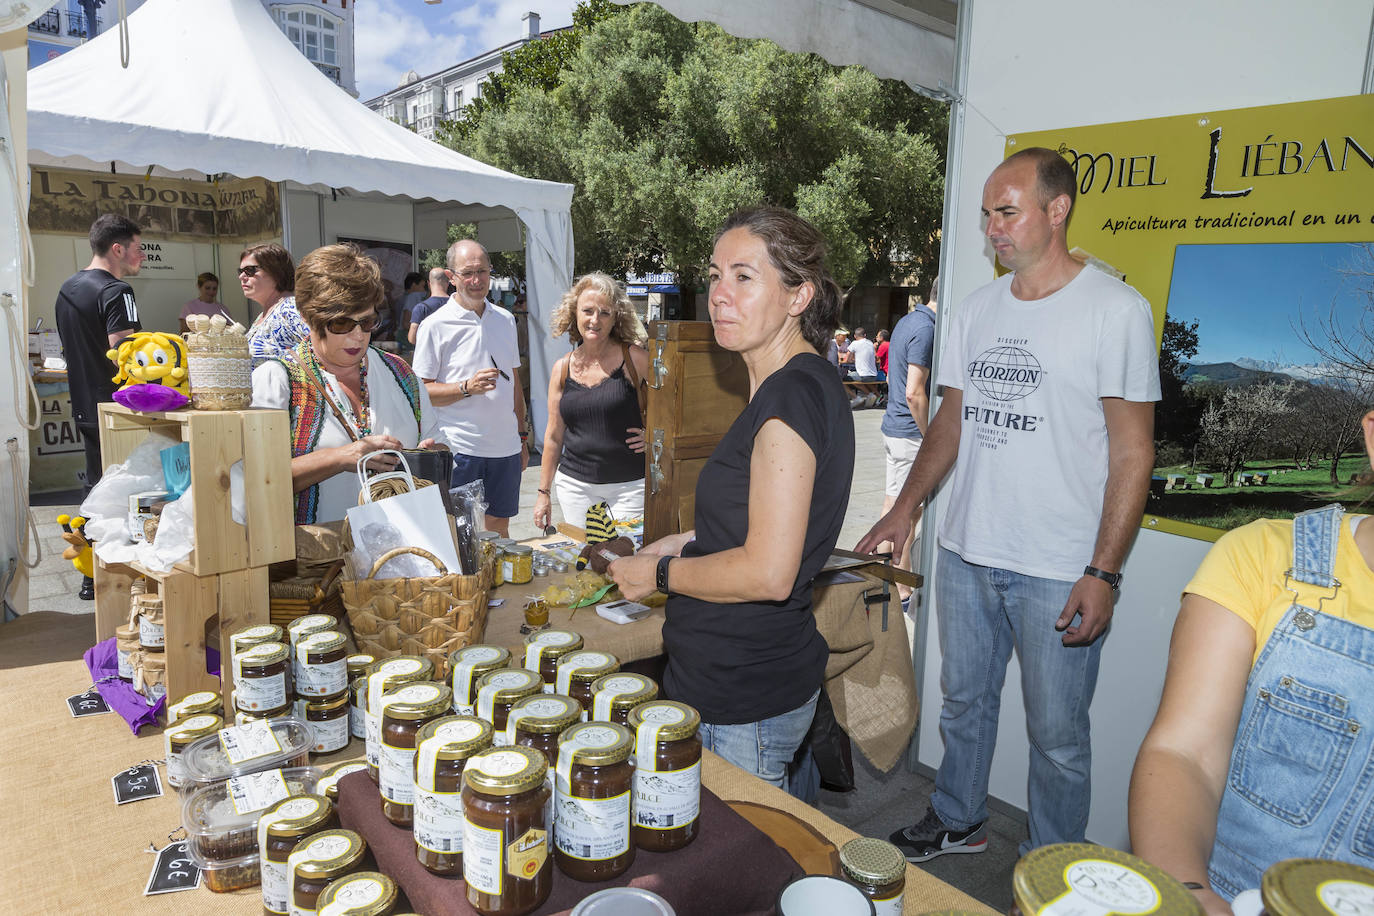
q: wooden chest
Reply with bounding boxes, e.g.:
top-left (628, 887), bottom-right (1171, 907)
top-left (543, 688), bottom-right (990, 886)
top-left (643, 321), bottom-right (749, 543)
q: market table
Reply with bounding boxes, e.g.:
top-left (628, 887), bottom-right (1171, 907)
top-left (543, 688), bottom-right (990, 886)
top-left (0, 611), bottom-right (989, 915)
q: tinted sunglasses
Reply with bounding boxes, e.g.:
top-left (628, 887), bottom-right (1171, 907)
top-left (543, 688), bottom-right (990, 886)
top-left (324, 313), bottom-right (381, 335)
top-left (237, 264), bottom-right (265, 278)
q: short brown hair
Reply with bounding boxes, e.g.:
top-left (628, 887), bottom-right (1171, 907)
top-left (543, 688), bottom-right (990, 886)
top-left (239, 243), bottom-right (295, 292)
top-left (551, 272), bottom-right (645, 346)
top-left (1003, 147), bottom-right (1077, 214)
top-left (196, 272), bottom-right (218, 287)
top-left (294, 244), bottom-right (385, 333)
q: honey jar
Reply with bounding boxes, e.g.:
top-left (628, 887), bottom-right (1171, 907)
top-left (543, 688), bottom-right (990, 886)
top-left (553, 722), bottom-right (635, 882)
top-left (627, 700), bottom-right (701, 852)
top-left (449, 645), bottom-right (512, 716)
top-left (413, 716), bottom-right (494, 876)
top-left (379, 681), bottom-right (453, 827)
top-left (589, 673), bottom-right (658, 724)
top-left (462, 746), bottom-right (552, 916)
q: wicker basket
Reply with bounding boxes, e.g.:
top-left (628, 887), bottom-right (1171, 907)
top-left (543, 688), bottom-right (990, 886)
top-left (270, 562), bottom-right (345, 630)
top-left (185, 315), bottom-right (252, 410)
top-left (340, 545), bottom-right (488, 671)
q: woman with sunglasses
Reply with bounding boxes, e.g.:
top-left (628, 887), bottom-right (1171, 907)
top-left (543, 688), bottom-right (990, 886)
top-left (240, 242), bottom-right (310, 363)
top-left (251, 244), bottom-right (438, 523)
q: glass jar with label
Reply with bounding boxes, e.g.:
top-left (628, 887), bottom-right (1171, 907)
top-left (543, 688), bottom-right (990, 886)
top-left (554, 721), bottom-right (635, 881)
top-left (295, 631), bottom-right (348, 699)
top-left (506, 694), bottom-right (581, 765)
top-left (259, 794), bottom-right (337, 916)
top-left (163, 713), bottom-right (222, 791)
top-left (317, 761), bottom-right (370, 803)
top-left (502, 545), bottom-right (534, 585)
top-left (346, 655), bottom-right (375, 681)
top-left (627, 700), bottom-right (702, 852)
top-left (554, 651), bottom-right (620, 713)
top-left (115, 622), bottom-right (140, 680)
top-left (136, 594), bottom-right (165, 649)
top-left (236, 642), bottom-right (290, 712)
top-left (315, 871), bottom-right (397, 916)
top-left (589, 673), bottom-right (658, 725)
top-left (478, 531), bottom-right (501, 584)
top-left (305, 692), bottom-right (351, 754)
top-left (134, 651), bottom-right (166, 705)
top-left (1262, 858), bottom-right (1374, 916)
top-left (474, 669), bottom-right (544, 741)
top-left (413, 715), bottom-right (494, 876)
top-left (167, 690), bottom-right (222, 725)
top-left (490, 538), bottom-right (516, 587)
top-left (236, 702), bottom-right (291, 725)
top-left (349, 678), bottom-right (367, 740)
top-left (839, 837), bottom-right (906, 916)
top-left (289, 829), bottom-right (369, 916)
top-left (521, 630), bottom-right (584, 689)
top-left (1011, 843), bottom-right (1204, 916)
top-left (462, 746), bottom-right (552, 916)
top-left (288, 614), bottom-right (338, 650)
top-left (449, 645), bottom-right (512, 716)
top-left (380, 681), bottom-right (454, 827)
top-left (364, 656), bottom-right (436, 782)
top-left (230, 623), bottom-right (285, 662)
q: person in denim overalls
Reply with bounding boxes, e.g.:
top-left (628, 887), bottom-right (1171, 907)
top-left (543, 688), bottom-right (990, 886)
top-left (1130, 410), bottom-right (1374, 916)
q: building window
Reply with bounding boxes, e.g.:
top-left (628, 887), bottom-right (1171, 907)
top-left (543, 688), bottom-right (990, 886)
top-left (448, 86), bottom-right (463, 113)
top-left (275, 5), bottom-right (340, 66)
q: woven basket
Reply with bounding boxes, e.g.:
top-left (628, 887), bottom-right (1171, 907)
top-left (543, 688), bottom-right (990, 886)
top-left (185, 315), bottom-right (252, 410)
top-left (340, 545), bottom-right (488, 671)
top-left (270, 561), bottom-right (345, 630)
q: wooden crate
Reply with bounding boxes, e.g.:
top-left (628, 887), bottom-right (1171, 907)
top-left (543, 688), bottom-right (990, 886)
top-left (643, 321), bottom-right (749, 543)
top-left (96, 403), bottom-right (295, 576)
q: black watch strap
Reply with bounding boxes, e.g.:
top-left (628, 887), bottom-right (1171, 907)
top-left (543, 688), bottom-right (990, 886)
top-left (1083, 565), bottom-right (1122, 590)
top-left (656, 555), bottom-right (672, 594)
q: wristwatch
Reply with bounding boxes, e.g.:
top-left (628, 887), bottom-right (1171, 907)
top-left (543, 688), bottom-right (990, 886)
top-left (656, 555), bottom-right (672, 595)
top-left (1083, 565), bottom-right (1122, 591)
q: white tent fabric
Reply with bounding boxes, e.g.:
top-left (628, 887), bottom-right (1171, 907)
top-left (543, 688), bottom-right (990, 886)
top-left (26, 0), bottom-right (574, 442)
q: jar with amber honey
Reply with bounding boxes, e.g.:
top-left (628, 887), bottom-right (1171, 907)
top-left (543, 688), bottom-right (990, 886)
top-left (379, 681), bottom-right (453, 827)
top-left (462, 746), bottom-right (552, 916)
top-left (502, 544), bottom-right (534, 585)
top-left (412, 716), bottom-right (493, 876)
top-left (259, 794), bottom-right (336, 916)
top-left (448, 645), bottom-right (511, 716)
top-left (364, 656), bottom-right (436, 782)
top-left (294, 631), bottom-right (348, 699)
top-left (505, 694), bottom-right (581, 765)
top-left (589, 673), bottom-right (658, 725)
top-left (521, 630), bottom-right (583, 690)
top-left (289, 829), bottom-right (369, 916)
top-left (553, 651), bottom-right (619, 714)
top-left (627, 700), bottom-right (702, 852)
top-left (305, 692), bottom-right (351, 754)
top-left (167, 690), bottom-right (222, 725)
top-left (236, 642), bottom-right (289, 712)
top-left (164, 714), bottom-right (221, 791)
top-left (553, 722), bottom-right (635, 881)
top-left (474, 669), bottom-right (543, 742)
top-left (315, 872), bottom-right (397, 916)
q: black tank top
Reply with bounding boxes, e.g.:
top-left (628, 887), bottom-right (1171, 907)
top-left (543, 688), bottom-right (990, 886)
top-left (558, 362), bottom-right (645, 484)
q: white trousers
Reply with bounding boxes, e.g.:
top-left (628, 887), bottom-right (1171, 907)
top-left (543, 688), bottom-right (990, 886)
top-left (554, 471), bottom-right (645, 530)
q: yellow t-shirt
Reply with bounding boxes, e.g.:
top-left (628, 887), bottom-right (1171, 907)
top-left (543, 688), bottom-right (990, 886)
top-left (1184, 514), bottom-right (1374, 667)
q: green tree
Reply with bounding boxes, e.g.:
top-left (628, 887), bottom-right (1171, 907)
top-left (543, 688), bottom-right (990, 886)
top-left (443, 2), bottom-right (946, 292)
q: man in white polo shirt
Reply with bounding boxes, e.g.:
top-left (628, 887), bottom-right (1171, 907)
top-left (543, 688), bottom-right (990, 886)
top-left (413, 239), bottom-right (528, 536)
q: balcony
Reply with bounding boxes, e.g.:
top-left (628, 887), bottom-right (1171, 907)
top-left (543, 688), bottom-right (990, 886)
top-left (67, 11), bottom-right (100, 38)
top-left (28, 9), bottom-right (59, 34)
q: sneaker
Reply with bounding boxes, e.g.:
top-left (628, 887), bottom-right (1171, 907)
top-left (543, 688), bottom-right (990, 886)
top-left (889, 808), bottom-right (987, 862)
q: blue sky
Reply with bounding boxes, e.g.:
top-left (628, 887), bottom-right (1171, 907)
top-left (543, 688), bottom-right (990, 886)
top-left (1166, 242), bottom-right (1371, 367)
top-left (355, 0), bottom-right (579, 102)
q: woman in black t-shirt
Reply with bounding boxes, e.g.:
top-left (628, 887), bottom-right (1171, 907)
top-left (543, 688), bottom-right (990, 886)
top-left (609, 207), bottom-right (855, 796)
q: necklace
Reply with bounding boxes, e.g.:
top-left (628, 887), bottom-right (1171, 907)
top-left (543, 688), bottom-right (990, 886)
top-left (306, 345), bottom-right (371, 438)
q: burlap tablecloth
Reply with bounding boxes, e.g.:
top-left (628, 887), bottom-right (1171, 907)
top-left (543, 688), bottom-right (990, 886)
top-left (0, 612), bottom-right (985, 915)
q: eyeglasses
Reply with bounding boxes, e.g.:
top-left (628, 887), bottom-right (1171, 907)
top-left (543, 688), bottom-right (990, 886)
top-left (237, 265), bottom-right (264, 278)
top-left (324, 313), bottom-right (381, 335)
top-left (451, 268), bottom-right (491, 281)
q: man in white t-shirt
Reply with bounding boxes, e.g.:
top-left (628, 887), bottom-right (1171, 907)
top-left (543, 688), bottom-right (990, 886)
top-left (858, 147), bottom-right (1159, 862)
top-left (412, 240), bottom-right (528, 536)
top-left (847, 327), bottom-right (878, 380)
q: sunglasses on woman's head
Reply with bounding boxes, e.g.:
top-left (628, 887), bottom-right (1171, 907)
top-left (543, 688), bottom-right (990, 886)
top-left (237, 265), bottom-right (264, 277)
top-left (324, 314), bottom-right (381, 335)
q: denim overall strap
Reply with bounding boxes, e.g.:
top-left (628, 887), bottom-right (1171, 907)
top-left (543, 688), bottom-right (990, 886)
top-left (1208, 505), bottom-right (1374, 898)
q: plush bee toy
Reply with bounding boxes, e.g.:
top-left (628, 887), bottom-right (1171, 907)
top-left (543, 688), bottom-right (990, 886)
top-left (108, 331), bottom-right (191, 411)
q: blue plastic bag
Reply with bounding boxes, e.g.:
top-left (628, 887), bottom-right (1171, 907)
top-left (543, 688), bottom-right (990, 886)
top-left (160, 442), bottom-right (191, 500)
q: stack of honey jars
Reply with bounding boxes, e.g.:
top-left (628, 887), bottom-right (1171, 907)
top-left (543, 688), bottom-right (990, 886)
top-left (226, 615), bottom-right (349, 753)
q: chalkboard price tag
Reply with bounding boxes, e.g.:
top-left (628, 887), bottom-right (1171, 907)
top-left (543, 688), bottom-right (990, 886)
top-left (67, 690), bottom-right (112, 717)
top-left (112, 763), bottom-right (163, 805)
top-left (144, 841), bottom-right (201, 895)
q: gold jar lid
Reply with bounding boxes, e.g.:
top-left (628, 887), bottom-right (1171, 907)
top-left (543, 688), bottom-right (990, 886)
top-left (415, 715), bottom-right (494, 761)
top-left (289, 614), bottom-right (338, 637)
top-left (168, 690), bottom-right (222, 722)
top-left (558, 722), bottom-right (634, 766)
top-left (231, 624), bottom-right (283, 651)
top-left (316, 872), bottom-right (397, 916)
top-left (840, 837), bottom-right (905, 886)
top-left (166, 713), bottom-right (222, 748)
top-left (590, 673), bottom-right (658, 711)
top-left (505, 544), bottom-right (533, 557)
top-left (238, 641), bottom-right (288, 667)
top-left (306, 692), bottom-right (351, 714)
top-left (627, 700), bottom-right (701, 742)
top-left (317, 762), bottom-right (369, 801)
top-left (1012, 843), bottom-right (1202, 915)
top-left (346, 654), bottom-right (375, 677)
top-left (508, 695), bottom-right (582, 734)
top-left (1262, 858), bottom-right (1374, 916)
top-left (264, 794), bottom-right (334, 839)
top-left (557, 651), bottom-right (619, 683)
top-left (449, 644), bottom-right (511, 678)
top-left (523, 628), bottom-right (583, 657)
top-left (381, 681), bottom-right (452, 720)
top-left (292, 829), bottom-right (367, 879)
top-left (298, 630), bottom-right (347, 656)
top-left (464, 746), bottom-right (548, 796)
top-left (366, 655), bottom-right (435, 682)
top-left (476, 667), bottom-right (543, 701)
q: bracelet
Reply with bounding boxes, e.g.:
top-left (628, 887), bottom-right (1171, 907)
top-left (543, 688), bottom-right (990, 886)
top-left (459, 379), bottom-right (468, 396)
top-left (1181, 882), bottom-right (1205, 891)
top-left (537, 488), bottom-right (550, 495)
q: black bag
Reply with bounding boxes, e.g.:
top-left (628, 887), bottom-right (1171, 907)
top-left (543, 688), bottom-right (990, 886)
top-left (802, 687), bottom-right (856, 793)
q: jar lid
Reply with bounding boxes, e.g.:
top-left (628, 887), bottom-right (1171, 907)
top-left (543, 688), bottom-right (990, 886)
top-left (492, 538), bottom-right (516, 549)
top-left (115, 624), bottom-right (140, 640)
top-left (449, 644), bottom-right (511, 670)
top-left (289, 614), bottom-right (338, 635)
top-left (558, 722), bottom-right (634, 766)
top-left (306, 692), bottom-right (351, 713)
top-left (839, 837), bottom-right (906, 886)
top-left (230, 624), bottom-right (283, 651)
top-left (1012, 843), bottom-right (1202, 915)
top-left (477, 667), bottom-right (543, 700)
top-left (506, 544), bottom-right (534, 556)
top-left (168, 691), bottom-right (221, 722)
top-left (317, 762), bottom-right (369, 801)
top-left (1262, 858), bottom-right (1374, 916)
top-left (381, 681), bottom-right (453, 720)
top-left (627, 700), bottom-right (701, 742)
top-left (238, 641), bottom-right (288, 667)
top-left (345, 654), bottom-right (375, 675)
top-left (292, 829), bottom-right (366, 878)
top-left (477, 531), bottom-right (500, 542)
top-left (464, 745), bottom-right (548, 796)
top-left (264, 794), bottom-right (333, 838)
top-left (316, 872), bottom-right (398, 916)
top-left (590, 673), bottom-right (658, 711)
top-left (508, 694), bottom-right (582, 734)
top-left (416, 715), bottom-right (494, 760)
top-left (298, 630), bottom-right (348, 656)
top-left (523, 628), bottom-right (583, 656)
top-left (366, 655), bottom-right (435, 681)
top-left (166, 714), bottom-right (222, 746)
top-left (556, 651), bottom-right (618, 689)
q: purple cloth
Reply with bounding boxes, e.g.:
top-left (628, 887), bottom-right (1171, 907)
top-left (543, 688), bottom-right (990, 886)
top-left (84, 637), bottom-right (165, 734)
top-left (113, 383), bottom-right (189, 412)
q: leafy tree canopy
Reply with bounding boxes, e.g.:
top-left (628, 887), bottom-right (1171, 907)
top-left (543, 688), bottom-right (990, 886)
top-left (441, 2), bottom-right (947, 288)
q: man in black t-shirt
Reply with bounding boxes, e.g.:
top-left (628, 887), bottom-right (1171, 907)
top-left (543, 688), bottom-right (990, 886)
top-left (406, 267), bottom-right (452, 345)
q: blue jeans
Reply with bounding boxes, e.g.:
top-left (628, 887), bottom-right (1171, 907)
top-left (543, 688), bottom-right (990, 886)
top-left (699, 689), bottom-right (820, 798)
top-left (931, 547), bottom-right (1103, 853)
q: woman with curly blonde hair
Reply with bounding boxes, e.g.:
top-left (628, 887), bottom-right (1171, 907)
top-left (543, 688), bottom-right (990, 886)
top-left (533, 272), bottom-right (650, 531)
